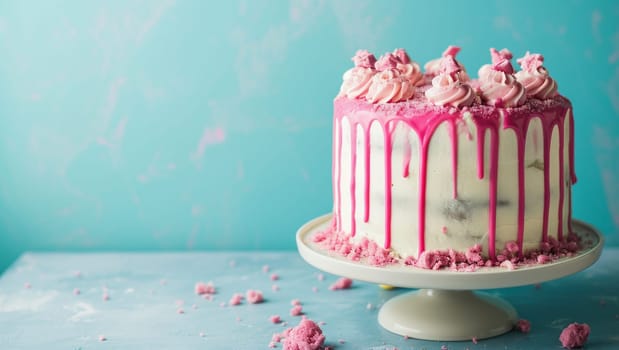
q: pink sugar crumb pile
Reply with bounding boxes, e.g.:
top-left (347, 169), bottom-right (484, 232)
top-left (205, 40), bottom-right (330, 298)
top-left (559, 323), bottom-right (590, 349)
top-left (329, 277), bottom-right (353, 291)
top-left (194, 281), bottom-right (216, 295)
top-left (313, 229), bottom-right (397, 267)
top-left (246, 289), bottom-right (264, 304)
top-left (229, 293), bottom-right (244, 306)
top-left (277, 318), bottom-right (325, 350)
top-left (516, 319), bottom-right (531, 333)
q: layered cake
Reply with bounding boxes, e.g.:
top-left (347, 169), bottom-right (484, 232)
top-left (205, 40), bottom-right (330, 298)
top-left (315, 46), bottom-right (579, 269)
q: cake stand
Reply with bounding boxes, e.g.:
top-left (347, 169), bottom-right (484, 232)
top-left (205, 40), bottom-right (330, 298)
top-left (296, 214), bottom-right (604, 341)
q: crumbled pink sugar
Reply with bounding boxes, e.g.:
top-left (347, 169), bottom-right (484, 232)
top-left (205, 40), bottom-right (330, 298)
top-left (270, 315), bottom-right (282, 324)
top-left (271, 273), bottom-right (280, 281)
top-left (282, 318), bottom-right (325, 350)
top-left (559, 323), bottom-right (590, 349)
top-left (516, 319), bottom-right (531, 333)
top-left (312, 229), bottom-right (397, 267)
top-left (177, 308), bottom-right (185, 314)
top-left (98, 335), bottom-right (107, 342)
top-left (291, 299), bottom-right (301, 306)
top-left (229, 293), bottom-right (243, 306)
top-left (194, 281), bottom-right (216, 295)
top-left (290, 305), bottom-right (303, 316)
top-left (102, 293), bottom-right (110, 301)
top-left (329, 277), bottom-right (353, 290)
top-left (246, 289), bottom-right (264, 304)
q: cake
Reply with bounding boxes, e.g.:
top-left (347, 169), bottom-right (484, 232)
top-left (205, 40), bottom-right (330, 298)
top-left (316, 46), bottom-right (578, 268)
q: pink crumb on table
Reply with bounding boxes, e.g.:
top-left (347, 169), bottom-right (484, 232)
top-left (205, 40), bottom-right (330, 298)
top-left (290, 305), bottom-right (303, 316)
top-left (246, 289), bottom-right (264, 304)
top-left (329, 277), bottom-right (353, 290)
top-left (559, 323), bottom-right (590, 349)
top-left (516, 319), bottom-right (531, 333)
top-left (98, 335), bottom-right (106, 342)
top-left (271, 273), bottom-right (279, 281)
top-left (291, 299), bottom-right (302, 306)
top-left (229, 293), bottom-right (243, 306)
top-left (270, 315), bottom-right (282, 324)
top-left (282, 318), bottom-right (325, 350)
top-left (177, 308), bottom-right (185, 314)
top-left (194, 281), bottom-right (216, 295)
top-left (73, 288), bottom-right (80, 295)
top-left (102, 292), bottom-right (110, 301)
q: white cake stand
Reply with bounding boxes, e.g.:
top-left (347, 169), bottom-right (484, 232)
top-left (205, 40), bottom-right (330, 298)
top-left (296, 214), bottom-right (604, 341)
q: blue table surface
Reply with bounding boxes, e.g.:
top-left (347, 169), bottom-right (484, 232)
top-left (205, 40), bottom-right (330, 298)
top-left (0, 249), bottom-right (618, 350)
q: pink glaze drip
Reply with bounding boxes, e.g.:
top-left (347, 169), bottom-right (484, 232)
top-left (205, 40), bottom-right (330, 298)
top-left (402, 135), bottom-right (411, 178)
top-left (335, 119), bottom-right (342, 231)
top-left (350, 124), bottom-right (358, 236)
top-left (448, 119), bottom-right (458, 198)
top-left (363, 124), bottom-right (372, 222)
top-left (384, 121), bottom-right (395, 248)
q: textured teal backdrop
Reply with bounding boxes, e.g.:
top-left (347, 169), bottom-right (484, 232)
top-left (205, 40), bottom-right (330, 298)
top-left (1, 1), bottom-right (618, 272)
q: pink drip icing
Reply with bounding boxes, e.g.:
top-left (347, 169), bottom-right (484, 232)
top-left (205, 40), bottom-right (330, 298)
top-left (541, 120), bottom-right (551, 242)
top-left (350, 124), bottom-right (358, 236)
top-left (335, 119), bottom-right (342, 231)
top-left (402, 135), bottom-right (411, 178)
top-left (363, 125), bottom-right (371, 222)
top-left (384, 121), bottom-right (394, 249)
top-left (557, 120), bottom-right (565, 241)
top-left (448, 120), bottom-right (458, 198)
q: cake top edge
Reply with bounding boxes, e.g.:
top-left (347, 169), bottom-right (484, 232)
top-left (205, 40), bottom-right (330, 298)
top-left (338, 47), bottom-right (560, 109)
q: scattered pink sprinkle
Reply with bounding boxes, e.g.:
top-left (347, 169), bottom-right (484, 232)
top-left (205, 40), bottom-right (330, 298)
top-left (272, 284), bottom-right (280, 292)
top-left (262, 265), bottom-right (270, 273)
top-left (441, 226), bottom-right (448, 234)
top-left (229, 293), bottom-right (243, 306)
top-left (24, 282), bottom-right (31, 289)
top-left (73, 288), bottom-right (81, 295)
top-left (441, 345), bottom-right (448, 350)
top-left (270, 315), bottom-right (282, 324)
top-left (98, 335), bottom-right (106, 342)
top-left (290, 305), bottom-right (303, 316)
top-left (559, 323), bottom-right (590, 349)
top-left (194, 281), bottom-right (216, 295)
top-left (282, 318), bottom-right (325, 350)
top-left (329, 277), bottom-right (353, 290)
top-left (291, 299), bottom-right (302, 306)
top-left (270, 273), bottom-right (279, 281)
top-left (246, 289), bottom-right (264, 304)
top-left (317, 273), bottom-right (324, 281)
top-left (102, 293), bottom-right (110, 301)
top-left (516, 319), bottom-right (531, 333)
top-left (177, 308), bottom-right (185, 314)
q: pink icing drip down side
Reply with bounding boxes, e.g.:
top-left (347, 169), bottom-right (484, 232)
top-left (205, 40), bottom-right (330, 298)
top-left (448, 120), bottom-right (458, 198)
top-left (402, 135), bottom-right (412, 178)
top-left (363, 125), bottom-right (372, 222)
top-left (350, 124), bottom-right (358, 236)
top-left (384, 121), bottom-right (394, 248)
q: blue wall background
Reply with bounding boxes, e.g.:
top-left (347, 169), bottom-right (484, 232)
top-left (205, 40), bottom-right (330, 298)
top-left (1, 0), bottom-right (618, 272)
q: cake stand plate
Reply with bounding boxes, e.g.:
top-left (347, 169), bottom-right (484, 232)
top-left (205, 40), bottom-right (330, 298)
top-left (296, 214), bottom-right (603, 341)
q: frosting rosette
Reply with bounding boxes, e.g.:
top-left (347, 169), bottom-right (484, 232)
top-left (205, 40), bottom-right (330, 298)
top-left (339, 50), bottom-right (378, 99)
top-left (366, 53), bottom-right (415, 104)
top-left (424, 45), bottom-right (469, 81)
top-left (514, 51), bottom-right (558, 99)
top-left (392, 49), bottom-right (424, 86)
top-left (478, 48), bottom-right (513, 80)
top-left (425, 56), bottom-right (476, 108)
top-left (478, 59), bottom-right (526, 107)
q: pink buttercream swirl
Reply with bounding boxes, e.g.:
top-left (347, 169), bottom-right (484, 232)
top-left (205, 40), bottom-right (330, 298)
top-left (366, 68), bottom-right (415, 104)
top-left (479, 59), bottom-right (526, 107)
top-left (425, 56), bottom-right (476, 108)
top-left (339, 67), bottom-right (376, 99)
top-left (424, 45), bottom-right (469, 81)
top-left (391, 49), bottom-right (424, 86)
top-left (515, 51), bottom-right (558, 99)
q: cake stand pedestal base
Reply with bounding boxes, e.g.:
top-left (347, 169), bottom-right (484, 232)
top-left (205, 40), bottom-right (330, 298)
top-left (378, 289), bottom-right (517, 341)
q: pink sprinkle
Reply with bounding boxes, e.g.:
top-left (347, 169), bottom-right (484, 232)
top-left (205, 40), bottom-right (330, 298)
top-left (102, 293), bottom-right (110, 301)
top-left (282, 318), bottom-right (325, 350)
top-left (270, 273), bottom-right (279, 281)
top-left (441, 226), bottom-right (448, 234)
top-left (73, 288), bottom-right (81, 295)
top-left (290, 305), bottom-right (303, 316)
top-left (272, 284), bottom-right (280, 292)
top-left (246, 289), bottom-right (264, 304)
top-left (270, 315), bottom-right (282, 324)
top-left (98, 335), bottom-right (106, 342)
top-left (317, 273), bottom-right (324, 281)
top-left (516, 319), bottom-right (531, 333)
top-left (24, 282), bottom-right (31, 289)
top-left (194, 281), bottom-right (216, 295)
top-left (262, 265), bottom-right (270, 273)
top-left (291, 299), bottom-right (302, 306)
top-left (177, 308), bottom-right (185, 314)
top-left (559, 323), bottom-right (590, 349)
top-left (229, 293), bottom-right (243, 306)
top-left (329, 277), bottom-right (353, 291)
